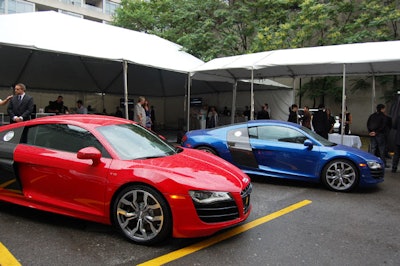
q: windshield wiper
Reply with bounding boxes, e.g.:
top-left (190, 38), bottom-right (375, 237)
top-left (134, 155), bottom-right (167, 160)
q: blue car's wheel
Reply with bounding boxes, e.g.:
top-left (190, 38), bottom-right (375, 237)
top-left (321, 159), bottom-right (359, 192)
top-left (196, 146), bottom-right (217, 155)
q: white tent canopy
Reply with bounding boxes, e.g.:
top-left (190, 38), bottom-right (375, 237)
top-left (192, 41), bottom-right (400, 82)
top-left (0, 11), bottom-right (205, 73)
top-left (0, 11), bottom-right (205, 99)
top-left (191, 41), bottom-right (400, 139)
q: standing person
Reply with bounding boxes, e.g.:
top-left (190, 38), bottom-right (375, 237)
top-left (340, 106), bottom-right (352, 134)
top-left (222, 106), bottom-right (230, 116)
top-left (257, 104), bottom-right (270, 119)
top-left (326, 108), bottom-right (336, 133)
top-left (143, 100), bottom-right (152, 130)
top-left (243, 106), bottom-right (250, 120)
top-left (47, 95), bottom-right (69, 114)
top-left (301, 106), bottom-right (312, 129)
top-left (265, 103), bottom-right (271, 119)
top-left (383, 111), bottom-right (392, 159)
top-left (76, 100), bottom-right (88, 114)
top-left (207, 106), bottom-right (218, 128)
top-left (312, 104), bottom-right (329, 139)
top-left (367, 104), bottom-right (389, 167)
top-left (115, 106), bottom-right (123, 117)
top-left (287, 104), bottom-right (298, 123)
top-left (7, 83), bottom-right (34, 123)
top-left (134, 96), bottom-right (146, 127)
top-left (391, 115), bottom-right (400, 172)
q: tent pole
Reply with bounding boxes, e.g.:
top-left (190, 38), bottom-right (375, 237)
top-left (372, 75), bottom-right (376, 113)
top-left (186, 72), bottom-right (192, 131)
top-left (231, 81), bottom-right (238, 124)
top-left (123, 60), bottom-right (129, 120)
top-left (292, 78), bottom-right (296, 104)
top-left (341, 64), bottom-right (347, 144)
top-left (250, 68), bottom-right (255, 120)
top-left (298, 78), bottom-right (302, 107)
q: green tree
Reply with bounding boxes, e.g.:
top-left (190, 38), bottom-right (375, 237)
top-left (113, 0), bottom-right (258, 61)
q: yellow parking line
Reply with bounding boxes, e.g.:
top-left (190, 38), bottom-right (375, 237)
top-left (0, 242), bottom-right (21, 266)
top-left (138, 199), bottom-right (312, 266)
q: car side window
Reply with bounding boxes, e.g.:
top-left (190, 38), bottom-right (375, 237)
top-left (249, 125), bottom-right (307, 144)
top-left (227, 127), bottom-right (252, 151)
top-left (24, 124), bottom-right (110, 157)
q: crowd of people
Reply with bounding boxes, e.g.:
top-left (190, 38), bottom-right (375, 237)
top-left (288, 103), bottom-right (351, 138)
top-left (286, 102), bottom-right (396, 170)
top-left (3, 84), bottom-right (399, 171)
top-left (2, 84), bottom-right (116, 124)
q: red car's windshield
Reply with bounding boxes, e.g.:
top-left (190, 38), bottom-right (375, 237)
top-left (97, 123), bottom-right (176, 160)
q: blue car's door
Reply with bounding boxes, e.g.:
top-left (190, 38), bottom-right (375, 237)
top-left (248, 125), bottom-right (322, 180)
top-left (226, 126), bottom-right (259, 169)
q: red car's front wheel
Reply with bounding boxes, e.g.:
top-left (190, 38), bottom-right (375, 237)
top-left (112, 185), bottom-right (172, 245)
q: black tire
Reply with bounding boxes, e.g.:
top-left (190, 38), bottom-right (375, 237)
top-left (112, 185), bottom-right (172, 245)
top-left (321, 159), bottom-right (359, 192)
top-left (196, 146), bottom-right (217, 155)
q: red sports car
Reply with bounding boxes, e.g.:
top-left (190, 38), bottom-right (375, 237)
top-left (0, 115), bottom-right (252, 245)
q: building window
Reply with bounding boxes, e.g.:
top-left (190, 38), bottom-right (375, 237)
top-left (0, 0), bottom-right (5, 14)
top-left (6, 0), bottom-right (34, 14)
top-left (60, 0), bottom-right (82, 6)
top-left (105, 0), bottom-right (119, 16)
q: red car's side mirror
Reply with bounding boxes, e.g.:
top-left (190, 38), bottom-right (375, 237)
top-left (77, 147), bottom-right (102, 165)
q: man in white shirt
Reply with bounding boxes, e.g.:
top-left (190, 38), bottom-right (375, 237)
top-left (134, 96), bottom-right (146, 127)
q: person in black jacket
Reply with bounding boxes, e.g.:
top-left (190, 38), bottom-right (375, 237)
top-left (312, 104), bottom-right (329, 139)
top-left (287, 104), bottom-right (298, 124)
top-left (391, 115), bottom-right (400, 172)
top-left (367, 104), bottom-right (389, 167)
top-left (257, 104), bottom-right (270, 120)
top-left (7, 83), bottom-right (34, 123)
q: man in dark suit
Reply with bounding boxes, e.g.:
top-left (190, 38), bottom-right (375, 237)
top-left (312, 103), bottom-right (329, 139)
top-left (7, 83), bottom-right (34, 123)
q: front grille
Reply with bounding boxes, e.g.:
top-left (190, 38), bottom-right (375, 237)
top-left (241, 183), bottom-right (252, 214)
top-left (370, 168), bottom-right (384, 179)
top-left (192, 183), bottom-right (252, 223)
top-left (193, 199), bottom-right (239, 223)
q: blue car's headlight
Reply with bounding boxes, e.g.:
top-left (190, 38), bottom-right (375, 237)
top-left (367, 161), bottom-right (382, 169)
top-left (189, 190), bottom-right (232, 204)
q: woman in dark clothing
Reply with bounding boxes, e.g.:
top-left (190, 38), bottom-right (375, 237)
top-left (288, 104), bottom-right (298, 124)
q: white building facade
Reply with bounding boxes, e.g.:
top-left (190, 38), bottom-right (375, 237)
top-left (0, 0), bottom-right (120, 23)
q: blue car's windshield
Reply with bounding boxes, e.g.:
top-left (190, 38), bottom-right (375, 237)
top-left (97, 124), bottom-right (177, 160)
top-left (301, 126), bottom-right (336, 146)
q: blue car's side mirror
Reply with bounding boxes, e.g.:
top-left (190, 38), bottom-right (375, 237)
top-left (304, 139), bottom-right (313, 150)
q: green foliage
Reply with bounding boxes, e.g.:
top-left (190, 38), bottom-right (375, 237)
top-left (300, 77), bottom-right (343, 104)
top-left (114, 0), bottom-right (256, 61)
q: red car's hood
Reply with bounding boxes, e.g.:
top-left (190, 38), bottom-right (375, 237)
top-left (128, 148), bottom-right (250, 193)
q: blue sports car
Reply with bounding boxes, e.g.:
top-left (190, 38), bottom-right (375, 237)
top-left (181, 120), bottom-right (384, 192)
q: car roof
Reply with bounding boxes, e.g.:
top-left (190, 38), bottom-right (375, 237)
top-left (2, 114), bottom-right (133, 131)
top-left (247, 119), bottom-right (302, 128)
